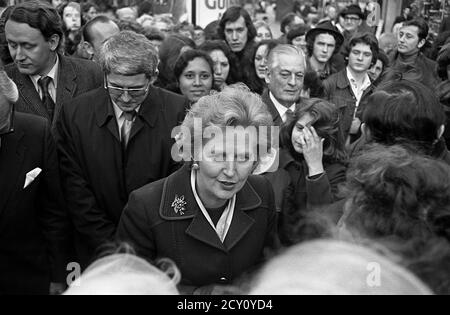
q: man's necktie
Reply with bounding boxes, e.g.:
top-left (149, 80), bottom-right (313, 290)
top-left (38, 76), bottom-right (56, 120)
top-left (121, 111), bottom-right (136, 151)
top-left (285, 109), bottom-right (295, 122)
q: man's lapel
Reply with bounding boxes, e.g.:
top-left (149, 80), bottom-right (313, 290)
top-left (14, 70), bottom-right (49, 119)
top-left (55, 55), bottom-right (77, 124)
top-left (0, 129), bottom-right (26, 217)
top-left (128, 86), bottom-right (161, 144)
top-left (261, 90), bottom-right (282, 126)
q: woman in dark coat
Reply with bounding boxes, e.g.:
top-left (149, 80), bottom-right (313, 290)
top-left (117, 85), bottom-right (278, 295)
top-left (265, 98), bottom-right (347, 246)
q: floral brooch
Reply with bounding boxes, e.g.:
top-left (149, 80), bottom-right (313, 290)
top-left (171, 195), bottom-right (187, 216)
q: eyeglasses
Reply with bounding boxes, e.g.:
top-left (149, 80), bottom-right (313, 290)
top-left (0, 103), bottom-right (15, 137)
top-left (344, 16), bottom-right (361, 22)
top-left (104, 79), bottom-right (151, 98)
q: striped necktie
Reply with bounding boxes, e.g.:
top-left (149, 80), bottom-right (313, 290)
top-left (121, 111), bottom-right (136, 151)
top-left (38, 76), bottom-right (56, 120)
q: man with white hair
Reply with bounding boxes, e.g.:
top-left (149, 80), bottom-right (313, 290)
top-left (262, 44), bottom-right (306, 126)
top-left (0, 70), bottom-right (70, 295)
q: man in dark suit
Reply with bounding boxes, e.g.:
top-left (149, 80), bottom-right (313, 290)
top-left (56, 31), bottom-right (189, 269)
top-left (3, 0), bottom-right (103, 129)
top-left (0, 71), bottom-right (70, 295)
top-left (263, 44), bottom-right (306, 126)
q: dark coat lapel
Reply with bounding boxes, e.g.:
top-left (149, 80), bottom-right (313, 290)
top-left (55, 55), bottom-right (77, 124)
top-left (128, 86), bottom-right (161, 145)
top-left (261, 90), bottom-right (282, 126)
top-left (14, 70), bottom-right (47, 119)
top-left (0, 129), bottom-right (26, 217)
top-left (159, 165), bottom-right (262, 253)
top-left (95, 90), bottom-right (120, 143)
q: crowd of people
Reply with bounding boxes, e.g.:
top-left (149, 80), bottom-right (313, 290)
top-left (0, 0), bottom-right (450, 295)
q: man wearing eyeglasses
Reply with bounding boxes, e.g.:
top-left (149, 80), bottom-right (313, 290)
top-left (0, 70), bottom-right (70, 295)
top-left (56, 31), bottom-right (189, 269)
top-left (337, 5), bottom-right (366, 48)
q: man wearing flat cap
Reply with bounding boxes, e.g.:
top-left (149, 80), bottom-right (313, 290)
top-left (305, 21), bottom-right (345, 81)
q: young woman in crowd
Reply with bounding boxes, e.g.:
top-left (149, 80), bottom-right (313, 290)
top-left (58, 1), bottom-right (82, 56)
top-left (248, 39), bottom-right (279, 95)
top-left (199, 40), bottom-right (237, 91)
top-left (155, 34), bottom-right (196, 91)
top-left (254, 20), bottom-right (273, 42)
top-left (265, 98), bottom-right (347, 246)
top-left (173, 50), bottom-right (214, 105)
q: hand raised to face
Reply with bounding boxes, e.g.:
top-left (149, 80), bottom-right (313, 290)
top-left (299, 126), bottom-right (325, 176)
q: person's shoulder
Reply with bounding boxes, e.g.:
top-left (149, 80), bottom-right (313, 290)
top-left (4, 62), bottom-right (21, 79)
top-left (15, 112), bottom-right (47, 129)
top-left (62, 87), bottom-right (106, 115)
top-left (130, 177), bottom-right (166, 204)
top-left (14, 112), bottom-right (49, 139)
top-left (152, 86), bottom-right (187, 104)
top-left (61, 55), bottom-right (102, 72)
top-left (247, 175), bottom-right (273, 196)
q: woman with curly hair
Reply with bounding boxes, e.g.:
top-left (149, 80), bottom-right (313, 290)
top-left (265, 98), bottom-right (347, 246)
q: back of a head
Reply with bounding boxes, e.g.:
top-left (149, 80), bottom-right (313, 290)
top-left (363, 80), bottom-right (445, 154)
top-left (250, 240), bottom-right (432, 295)
top-left (82, 15), bottom-right (116, 44)
top-left (64, 254), bottom-right (180, 295)
top-left (343, 144), bottom-right (450, 241)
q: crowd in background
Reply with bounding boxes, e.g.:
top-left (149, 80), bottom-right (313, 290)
top-left (0, 0), bottom-right (450, 295)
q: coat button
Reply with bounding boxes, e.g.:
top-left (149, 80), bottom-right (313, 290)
top-left (219, 277), bottom-right (228, 283)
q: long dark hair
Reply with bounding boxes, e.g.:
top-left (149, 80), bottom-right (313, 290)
top-left (280, 98), bottom-right (347, 164)
top-left (199, 40), bottom-right (239, 85)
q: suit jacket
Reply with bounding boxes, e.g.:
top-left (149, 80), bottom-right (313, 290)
top-left (261, 89), bottom-right (283, 126)
top-left (56, 86), bottom-right (188, 268)
top-left (117, 165), bottom-right (278, 292)
top-left (323, 69), bottom-right (375, 139)
top-left (0, 113), bottom-right (69, 295)
top-left (5, 54), bottom-right (103, 130)
top-left (261, 89), bottom-right (303, 127)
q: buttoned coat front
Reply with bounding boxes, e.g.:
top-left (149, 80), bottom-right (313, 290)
top-left (56, 86), bottom-right (188, 268)
top-left (117, 165), bottom-right (278, 292)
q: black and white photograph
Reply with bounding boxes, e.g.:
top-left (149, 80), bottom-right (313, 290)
top-left (0, 0), bottom-right (449, 298)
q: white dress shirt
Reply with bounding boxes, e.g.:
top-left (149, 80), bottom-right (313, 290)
top-left (346, 67), bottom-right (371, 117)
top-left (30, 55), bottom-right (59, 103)
top-left (269, 92), bottom-right (296, 123)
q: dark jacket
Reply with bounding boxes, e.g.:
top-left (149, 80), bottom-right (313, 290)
top-left (0, 113), bottom-right (69, 294)
top-left (323, 69), bottom-right (375, 139)
top-left (116, 165), bottom-right (278, 293)
top-left (261, 89), bottom-right (303, 127)
top-left (261, 89), bottom-right (283, 126)
top-left (384, 52), bottom-right (440, 90)
top-left (56, 86), bottom-right (188, 268)
top-left (264, 149), bottom-right (346, 246)
top-left (5, 55), bottom-right (103, 130)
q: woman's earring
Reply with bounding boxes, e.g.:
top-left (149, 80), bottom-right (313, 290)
top-left (192, 162), bottom-right (200, 170)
